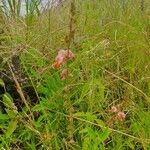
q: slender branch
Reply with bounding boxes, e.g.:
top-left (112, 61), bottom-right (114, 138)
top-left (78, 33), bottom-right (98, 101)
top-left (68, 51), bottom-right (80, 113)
top-left (8, 62), bottom-right (34, 120)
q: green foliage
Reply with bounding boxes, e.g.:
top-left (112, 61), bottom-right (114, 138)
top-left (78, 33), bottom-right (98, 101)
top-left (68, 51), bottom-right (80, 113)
top-left (0, 0), bottom-right (150, 149)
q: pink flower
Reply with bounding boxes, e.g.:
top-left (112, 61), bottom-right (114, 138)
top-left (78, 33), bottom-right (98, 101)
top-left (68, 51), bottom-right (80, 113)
top-left (60, 69), bottom-right (68, 80)
top-left (51, 62), bottom-right (61, 68)
top-left (52, 49), bottom-right (75, 69)
top-left (117, 112), bottom-right (126, 121)
top-left (109, 106), bottom-right (118, 113)
top-left (52, 50), bottom-right (66, 68)
top-left (66, 50), bottom-right (75, 60)
top-left (55, 55), bottom-right (65, 64)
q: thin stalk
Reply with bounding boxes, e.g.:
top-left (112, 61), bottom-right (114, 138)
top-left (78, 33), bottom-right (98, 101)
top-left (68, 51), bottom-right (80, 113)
top-left (8, 62), bottom-right (34, 120)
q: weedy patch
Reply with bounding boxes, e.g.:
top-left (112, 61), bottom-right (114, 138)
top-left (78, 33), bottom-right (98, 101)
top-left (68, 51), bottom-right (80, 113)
top-left (0, 0), bottom-right (150, 149)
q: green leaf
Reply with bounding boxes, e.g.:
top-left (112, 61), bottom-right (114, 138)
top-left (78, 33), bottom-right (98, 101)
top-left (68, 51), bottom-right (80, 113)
top-left (3, 93), bottom-right (13, 108)
top-left (5, 109), bottom-right (18, 118)
top-left (86, 112), bottom-right (97, 122)
top-left (0, 114), bottom-right (9, 120)
top-left (32, 103), bottom-right (45, 112)
top-left (82, 137), bottom-right (91, 150)
top-left (0, 79), bottom-right (5, 87)
top-left (5, 119), bottom-right (18, 138)
top-left (95, 119), bottom-right (106, 128)
top-left (3, 93), bottom-right (17, 111)
top-left (99, 128), bottom-right (111, 142)
top-left (95, 119), bottom-right (110, 142)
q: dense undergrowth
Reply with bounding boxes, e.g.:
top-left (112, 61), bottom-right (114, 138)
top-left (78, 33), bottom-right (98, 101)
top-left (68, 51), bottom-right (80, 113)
top-left (0, 0), bottom-right (150, 149)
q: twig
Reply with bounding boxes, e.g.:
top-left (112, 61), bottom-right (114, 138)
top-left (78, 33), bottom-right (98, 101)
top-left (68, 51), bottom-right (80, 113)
top-left (8, 62), bottom-right (34, 120)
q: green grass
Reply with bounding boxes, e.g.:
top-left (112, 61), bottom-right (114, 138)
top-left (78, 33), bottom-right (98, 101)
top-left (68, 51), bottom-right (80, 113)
top-left (0, 0), bottom-right (150, 149)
